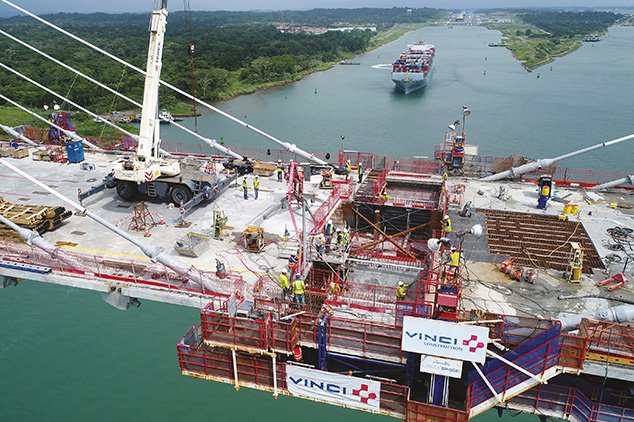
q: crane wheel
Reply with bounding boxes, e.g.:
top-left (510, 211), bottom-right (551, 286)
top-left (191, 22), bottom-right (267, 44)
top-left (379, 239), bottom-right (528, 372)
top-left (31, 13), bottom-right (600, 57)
top-left (116, 181), bottom-right (138, 201)
top-left (170, 185), bottom-right (192, 205)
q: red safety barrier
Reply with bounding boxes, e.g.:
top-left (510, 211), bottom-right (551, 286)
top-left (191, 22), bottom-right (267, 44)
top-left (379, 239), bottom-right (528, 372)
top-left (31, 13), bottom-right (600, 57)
top-left (407, 399), bottom-right (469, 422)
top-left (579, 318), bottom-right (634, 365)
top-left (200, 305), bottom-right (269, 351)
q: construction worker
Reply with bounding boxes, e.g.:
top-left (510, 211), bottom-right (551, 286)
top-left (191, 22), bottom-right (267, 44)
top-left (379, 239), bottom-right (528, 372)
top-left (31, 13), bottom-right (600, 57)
top-left (242, 177), bottom-right (248, 200)
top-left (345, 159), bottom-right (351, 179)
top-left (358, 162), bottom-right (364, 183)
top-left (324, 219), bottom-right (335, 253)
top-left (342, 227), bottom-right (350, 251)
top-left (292, 274), bottom-right (306, 305)
top-left (314, 233), bottom-right (325, 256)
top-left (335, 228), bottom-right (344, 252)
top-left (328, 281), bottom-right (341, 296)
top-left (443, 215), bottom-right (452, 234)
top-left (276, 160), bottom-right (283, 182)
top-left (288, 253), bottom-right (298, 276)
top-left (448, 247), bottom-right (461, 277)
top-left (396, 282), bottom-right (407, 300)
top-left (279, 269), bottom-right (290, 297)
top-left (253, 175), bottom-right (260, 200)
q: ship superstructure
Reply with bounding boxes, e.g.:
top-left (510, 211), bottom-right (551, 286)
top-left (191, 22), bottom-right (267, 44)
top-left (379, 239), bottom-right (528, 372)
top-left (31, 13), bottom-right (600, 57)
top-left (391, 41), bottom-right (436, 94)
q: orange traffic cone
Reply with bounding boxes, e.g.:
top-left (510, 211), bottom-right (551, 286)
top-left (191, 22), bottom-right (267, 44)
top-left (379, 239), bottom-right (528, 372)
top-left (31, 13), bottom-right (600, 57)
top-left (144, 226), bottom-right (151, 237)
top-left (158, 214), bottom-right (166, 225)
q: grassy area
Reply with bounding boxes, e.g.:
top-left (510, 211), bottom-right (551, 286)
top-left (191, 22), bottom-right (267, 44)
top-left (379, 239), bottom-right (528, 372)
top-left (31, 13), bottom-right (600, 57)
top-left (485, 20), bottom-right (582, 70)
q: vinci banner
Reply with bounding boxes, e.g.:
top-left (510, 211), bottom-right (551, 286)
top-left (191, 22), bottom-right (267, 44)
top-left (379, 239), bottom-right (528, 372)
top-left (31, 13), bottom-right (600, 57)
top-left (401, 316), bottom-right (490, 363)
top-left (285, 365), bottom-right (381, 411)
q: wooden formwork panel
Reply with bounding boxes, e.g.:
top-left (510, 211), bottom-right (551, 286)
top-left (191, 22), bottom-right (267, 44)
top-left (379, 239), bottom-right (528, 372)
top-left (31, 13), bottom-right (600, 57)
top-left (480, 209), bottom-right (604, 273)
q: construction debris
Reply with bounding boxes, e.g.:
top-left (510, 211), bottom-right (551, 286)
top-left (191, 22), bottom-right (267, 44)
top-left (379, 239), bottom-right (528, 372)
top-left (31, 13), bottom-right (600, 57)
top-left (0, 196), bottom-right (72, 242)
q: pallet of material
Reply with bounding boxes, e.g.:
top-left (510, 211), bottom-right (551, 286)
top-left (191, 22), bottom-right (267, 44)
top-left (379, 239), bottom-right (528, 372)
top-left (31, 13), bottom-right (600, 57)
top-left (0, 197), bottom-right (73, 241)
top-left (11, 148), bottom-right (29, 159)
top-left (0, 147), bottom-right (14, 157)
top-left (32, 150), bottom-right (53, 161)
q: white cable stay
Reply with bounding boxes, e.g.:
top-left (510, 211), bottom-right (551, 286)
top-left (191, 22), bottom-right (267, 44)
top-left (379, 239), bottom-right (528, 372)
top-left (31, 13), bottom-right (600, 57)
top-left (0, 156), bottom-right (226, 294)
top-left (0, 0), bottom-right (328, 166)
top-left (0, 29), bottom-right (242, 161)
top-left (0, 93), bottom-right (101, 150)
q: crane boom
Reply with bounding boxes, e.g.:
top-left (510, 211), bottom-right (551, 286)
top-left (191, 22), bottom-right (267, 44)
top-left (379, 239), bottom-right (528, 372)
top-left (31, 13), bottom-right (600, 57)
top-left (138, 0), bottom-right (168, 159)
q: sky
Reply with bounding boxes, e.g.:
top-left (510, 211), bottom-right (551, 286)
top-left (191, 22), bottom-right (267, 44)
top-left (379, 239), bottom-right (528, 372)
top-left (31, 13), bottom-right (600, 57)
top-left (1, 0), bottom-right (634, 16)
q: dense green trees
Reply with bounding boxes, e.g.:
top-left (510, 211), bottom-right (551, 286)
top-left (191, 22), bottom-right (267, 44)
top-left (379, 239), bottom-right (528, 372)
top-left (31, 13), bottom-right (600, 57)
top-left (519, 11), bottom-right (622, 37)
top-left (0, 8), bottom-right (443, 112)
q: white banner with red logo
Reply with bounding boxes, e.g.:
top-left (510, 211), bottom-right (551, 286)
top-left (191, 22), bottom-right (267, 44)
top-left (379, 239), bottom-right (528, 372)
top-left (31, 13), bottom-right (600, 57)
top-left (286, 365), bottom-right (381, 411)
top-left (401, 316), bottom-right (490, 363)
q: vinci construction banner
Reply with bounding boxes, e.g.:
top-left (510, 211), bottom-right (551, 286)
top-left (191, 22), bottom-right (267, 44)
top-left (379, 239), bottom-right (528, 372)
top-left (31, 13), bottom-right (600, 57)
top-left (285, 365), bottom-right (381, 411)
top-left (401, 316), bottom-right (490, 364)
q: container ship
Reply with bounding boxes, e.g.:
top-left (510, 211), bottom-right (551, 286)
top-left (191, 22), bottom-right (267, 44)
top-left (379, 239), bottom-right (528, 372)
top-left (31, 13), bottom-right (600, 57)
top-left (1, 3), bottom-right (633, 422)
top-left (391, 41), bottom-right (436, 94)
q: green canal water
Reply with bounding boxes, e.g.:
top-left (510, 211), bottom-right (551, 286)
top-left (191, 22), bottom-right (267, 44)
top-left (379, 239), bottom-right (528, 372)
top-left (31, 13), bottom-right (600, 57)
top-left (2, 25), bottom-right (633, 421)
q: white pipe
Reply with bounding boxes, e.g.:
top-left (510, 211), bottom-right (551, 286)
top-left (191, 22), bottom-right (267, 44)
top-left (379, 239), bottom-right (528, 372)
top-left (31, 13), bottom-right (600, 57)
top-left (0, 157), bottom-right (226, 294)
top-left (232, 349), bottom-right (240, 391)
top-left (486, 349), bottom-right (545, 384)
top-left (0, 0), bottom-right (328, 166)
top-left (471, 361), bottom-right (503, 404)
top-left (481, 134), bottom-right (634, 182)
top-left (0, 123), bottom-right (39, 146)
top-left (591, 175), bottom-right (634, 190)
top-left (0, 94), bottom-right (101, 149)
top-left (272, 353), bottom-right (278, 399)
top-left (0, 62), bottom-right (120, 150)
top-left (559, 304), bottom-right (634, 332)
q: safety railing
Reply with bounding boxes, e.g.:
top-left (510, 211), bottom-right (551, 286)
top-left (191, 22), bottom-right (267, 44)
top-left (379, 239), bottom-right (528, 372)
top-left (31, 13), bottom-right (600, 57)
top-left (177, 325), bottom-right (286, 392)
top-left (406, 400), bottom-right (469, 422)
top-left (579, 318), bottom-right (634, 366)
top-left (0, 241), bottom-right (237, 305)
top-left (385, 159), bottom-right (441, 175)
top-left (380, 382), bottom-right (409, 418)
top-left (326, 316), bottom-right (404, 363)
top-left (200, 305), bottom-right (269, 352)
top-left (467, 325), bottom-right (564, 413)
top-left (508, 382), bottom-right (634, 422)
top-left (269, 318), bottom-right (299, 355)
top-left (338, 150), bottom-right (375, 170)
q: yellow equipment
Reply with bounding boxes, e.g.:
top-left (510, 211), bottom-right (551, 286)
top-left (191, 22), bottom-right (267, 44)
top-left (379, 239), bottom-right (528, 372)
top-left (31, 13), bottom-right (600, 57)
top-left (566, 242), bottom-right (584, 282)
top-left (243, 226), bottom-right (264, 252)
top-left (320, 169), bottom-right (333, 189)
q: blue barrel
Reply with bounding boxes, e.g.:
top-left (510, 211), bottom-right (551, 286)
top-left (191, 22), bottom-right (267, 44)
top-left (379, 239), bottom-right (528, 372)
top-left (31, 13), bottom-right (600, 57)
top-left (65, 141), bottom-right (84, 163)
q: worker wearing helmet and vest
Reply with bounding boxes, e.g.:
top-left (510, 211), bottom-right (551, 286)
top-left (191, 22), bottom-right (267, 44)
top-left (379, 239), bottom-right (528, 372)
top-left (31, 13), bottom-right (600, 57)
top-left (253, 175), bottom-right (260, 200)
top-left (276, 160), bottom-right (283, 182)
top-left (358, 162), bottom-right (364, 183)
top-left (242, 177), bottom-right (248, 200)
top-left (345, 159), bottom-right (351, 179)
top-left (448, 247), bottom-right (461, 278)
top-left (396, 282), bottom-right (407, 300)
top-left (324, 219), bottom-right (335, 253)
top-left (293, 274), bottom-right (306, 305)
top-left (443, 215), bottom-right (452, 234)
top-left (279, 269), bottom-right (290, 292)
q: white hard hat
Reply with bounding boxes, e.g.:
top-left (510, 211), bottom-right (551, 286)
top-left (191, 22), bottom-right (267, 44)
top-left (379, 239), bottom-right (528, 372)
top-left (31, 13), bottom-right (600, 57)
top-left (282, 269), bottom-right (287, 273)
top-left (451, 247), bottom-right (457, 252)
top-left (255, 175), bottom-right (259, 178)
top-left (443, 215), bottom-right (450, 220)
top-left (278, 159), bottom-right (282, 162)
top-left (359, 162), bottom-right (362, 166)
top-left (347, 159), bottom-right (350, 163)
top-left (343, 228), bottom-right (349, 233)
top-left (398, 282), bottom-right (404, 286)
top-left (328, 219), bottom-right (333, 224)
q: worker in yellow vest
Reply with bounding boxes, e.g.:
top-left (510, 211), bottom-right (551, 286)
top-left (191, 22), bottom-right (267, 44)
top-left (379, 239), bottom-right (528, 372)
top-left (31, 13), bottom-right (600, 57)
top-left (253, 175), bottom-right (260, 200)
top-left (279, 269), bottom-right (290, 296)
top-left (443, 215), bottom-right (452, 234)
top-left (358, 162), bottom-right (364, 183)
top-left (396, 282), bottom-right (407, 300)
top-left (448, 247), bottom-right (460, 277)
top-left (293, 274), bottom-right (306, 305)
top-left (242, 177), bottom-right (248, 200)
top-left (345, 159), bottom-right (351, 179)
top-left (276, 160), bottom-right (284, 182)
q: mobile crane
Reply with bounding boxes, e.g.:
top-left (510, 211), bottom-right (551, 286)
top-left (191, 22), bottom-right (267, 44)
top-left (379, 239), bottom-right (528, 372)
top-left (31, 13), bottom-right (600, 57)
top-left (105, 0), bottom-right (241, 206)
